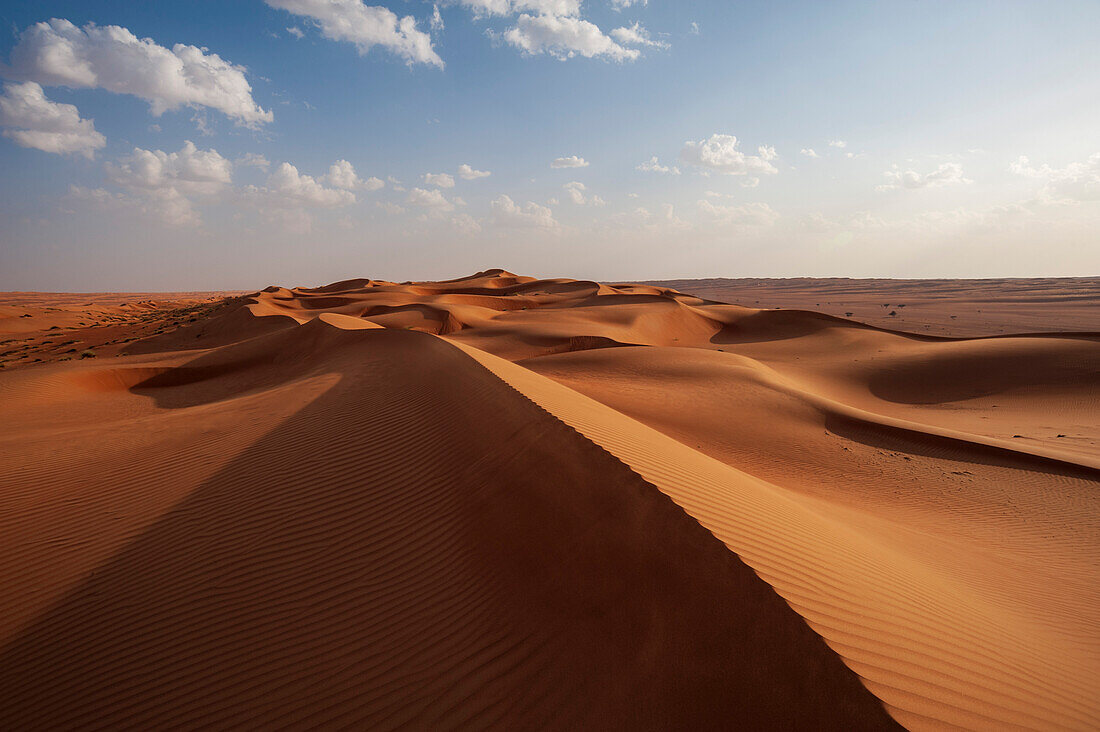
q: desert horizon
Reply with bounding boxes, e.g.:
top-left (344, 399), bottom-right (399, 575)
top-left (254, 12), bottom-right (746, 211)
top-left (2, 0), bottom-right (1098, 728)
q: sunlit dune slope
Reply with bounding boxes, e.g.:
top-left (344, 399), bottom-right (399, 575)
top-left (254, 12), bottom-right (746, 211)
top-left (1, 269), bottom-right (1096, 729)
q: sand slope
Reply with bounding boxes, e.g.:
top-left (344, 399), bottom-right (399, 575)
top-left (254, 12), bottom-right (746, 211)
top-left (1, 270), bottom-right (1096, 729)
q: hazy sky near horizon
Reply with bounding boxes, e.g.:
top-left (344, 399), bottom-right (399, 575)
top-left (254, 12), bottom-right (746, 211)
top-left (0, 0), bottom-right (1097, 290)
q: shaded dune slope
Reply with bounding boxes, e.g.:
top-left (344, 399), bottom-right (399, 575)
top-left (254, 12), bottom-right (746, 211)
top-left (0, 325), bottom-right (897, 729)
top-left (2, 269), bottom-right (1097, 729)
top-left (462, 343), bottom-right (1099, 730)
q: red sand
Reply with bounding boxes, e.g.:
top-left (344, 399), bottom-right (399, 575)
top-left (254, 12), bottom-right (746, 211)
top-left (1, 271), bottom-right (1097, 729)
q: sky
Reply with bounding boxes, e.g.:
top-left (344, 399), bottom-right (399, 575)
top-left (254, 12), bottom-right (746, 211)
top-left (0, 0), bottom-right (1097, 291)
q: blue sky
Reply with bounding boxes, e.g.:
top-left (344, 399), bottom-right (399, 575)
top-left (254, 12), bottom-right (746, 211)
top-left (0, 0), bottom-right (1097, 290)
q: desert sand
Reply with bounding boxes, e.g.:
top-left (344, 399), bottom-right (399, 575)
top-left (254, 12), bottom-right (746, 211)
top-left (644, 276), bottom-right (1100, 337)
top-left (0, 270), bottom-right (1097, 729)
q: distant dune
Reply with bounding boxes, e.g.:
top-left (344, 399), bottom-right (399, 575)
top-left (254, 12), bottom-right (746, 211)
top-left (1, 271), bottom-right (1097, 729)
top-left (641, 276), bottom-right (1100, 337)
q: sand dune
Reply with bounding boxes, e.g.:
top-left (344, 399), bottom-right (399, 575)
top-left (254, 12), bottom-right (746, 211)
top-left (642, 276), bottom-right (1100, 337)
top-left (0, 270), bottom-right (1096, 729)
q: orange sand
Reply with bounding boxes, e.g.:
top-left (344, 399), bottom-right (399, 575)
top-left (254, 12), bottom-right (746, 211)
top-left (0, 270), bottom-right (1096, 729)
top-left (643, 276), bottom-right (1100, 337)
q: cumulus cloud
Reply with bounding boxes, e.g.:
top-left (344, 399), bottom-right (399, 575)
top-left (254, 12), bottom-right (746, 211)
top-left (459, 1), bottom-right (583, 17)
top-left (286, 26), bottom-right (305, 38)
top-left (551, 154), bottom-right (589, 168)
top-left (235, 152), bottom-right (271, 170)
top-left (0, 81), bottom-right (105, 157)
top-left (878, 162), bottom-right (971, 191)
top-left (610, 0), bottom-right (647, 9)
top-left (90, 141), bottom-right (234, 226)
top-left (451, 212), bottom-right (481, 235)
top-left (610, 23), bottom-right (668, 49)
top-left (800, 148), bottom-right (819, 158)
top-left (502, 14), bottom-right (640, 61)
top-left (828, 140), bottom-right (847, 148)
top-left (636, 156), bottom-right (680, 175)
top-left (430, 5), bottom-right (445, 32)
top-left (407, 186), bottom-right (454, 210)
top-left (107, 140), bottom-right (232, 195)
top-left (696, 199), bottom-right (779, 227)
top-left (326, 159), bottom-right (383, 190)
top-left (457, 163), bottom-right (491, 179)
top-left (265, 0), bottom-right (443, 68)
top-left (1011, 153), bottom-right (1100, 202)
top-left (68, 183), bottom-right (202, 227)
top-left (6, 18), bottom-right (271, 125)
top-left (680, 134), bottom-right (779, 176)
top-left (423, 172), bottom-right (456, 188)
top-left (264, 162), bottom-right (356, 206)
top-left (562, 180), bottom-right (605, 206)
top-left (489, 194), bottom-right (557, 228)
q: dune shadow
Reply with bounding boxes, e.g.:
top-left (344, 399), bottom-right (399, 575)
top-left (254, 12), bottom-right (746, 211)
top-left (0, 328), bottom-right (899, 730)
top-left (825, 411), bottom-right (1100, 481)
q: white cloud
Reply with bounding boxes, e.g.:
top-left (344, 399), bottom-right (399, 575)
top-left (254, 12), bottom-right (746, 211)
top-left (407, 186), bottom-right (454, 210)
top-left (326, 159), bottom-right (383, 190)
top-left (636, 156), bottom-right (680, 175)
top-left (828, 140), bottom-right (847, 148)
top-left (430, 5), bottom-right (445, 32)
top-left (0, 81), bottom-right (105, 157)
top-left (423, 172), bottom-right (456, 188)
top-left (610, 0), bottom-right (647, 9)
top-left (551, 154), bottom-right (589, 168)
top-left (265, 0), bottom-right (443, 68)
top-left (459, 1), bottom-right (583, 17)
top-left (457, 163), bottom-right (491, 179)
top-left (236, 152), bottom-right (271, 170)
top-left (697, 199), bottom-right (779, 227)
top-left (878, 162), bottom-right (972, 191)
top-left (107, 140), bottom-right (232, 196)
top-left (286, 26), bottom-right (305, 38)
top-left (6, 18), bottom-right (271, 125)
top-left (68, 183), bottom-right (202, 227)
top-left (264, 162), bottom-right (356, 206)
top-left (489, 194), bottom-right (557, 228)
top-left (376, 200), bottom-right (404, 214)
top-left (610, 22), bottom-right (669, 49)
top-left (87, 141), bottom-right (234, 226)
top-left (680, 134), bottom-right (779, 176)
top-left (689, 21), bottom-right (700, 35)
top-left (800, 148), bottom-right (819, 158)
top-left (451, 212), bottom-right (481, 235)
top-left (502, 14), bottom-right (640, 61)
top-left (564, 181), bottom-right (584, 203)
top-left (1011, 153), bottom-right (1100, 202)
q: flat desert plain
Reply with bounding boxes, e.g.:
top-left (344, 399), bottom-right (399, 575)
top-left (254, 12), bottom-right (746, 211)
top-left (0, 271), bottom-right (1097, 729)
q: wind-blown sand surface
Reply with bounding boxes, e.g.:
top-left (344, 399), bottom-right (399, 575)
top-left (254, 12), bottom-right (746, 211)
top-left (0, 270), bottom-right (1097, 729)
top-left (642, 276), bottom-right (1100, 337)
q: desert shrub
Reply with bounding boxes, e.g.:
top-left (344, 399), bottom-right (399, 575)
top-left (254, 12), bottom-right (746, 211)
top-left (80, 349), bottom-right (96, 359)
